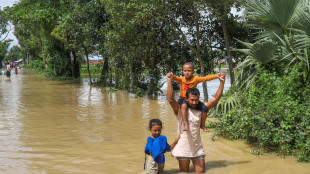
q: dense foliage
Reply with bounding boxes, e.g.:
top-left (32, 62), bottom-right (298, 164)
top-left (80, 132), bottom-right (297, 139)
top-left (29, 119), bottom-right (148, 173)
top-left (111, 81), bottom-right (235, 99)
top-left (4, 45), bottom-right (23, 61)
top-left (0, 40), bottom-right (11, 67)
top-left (1, 0), bottom-right (250, 97)
top-left (0, 7), bottom-right (11, 67)
top-left (217, 64), bottom-right (310, 161)
top-left (101, 0), bottom-right (249, 96)
top-left (214, 0), bottom-right (310, 162)
top-left (7, 0), bottom-right (77, 77)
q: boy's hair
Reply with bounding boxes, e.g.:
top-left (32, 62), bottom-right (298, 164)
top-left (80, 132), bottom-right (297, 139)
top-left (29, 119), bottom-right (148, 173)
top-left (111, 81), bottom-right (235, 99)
top-left (149, 119), bottom-right (162, 130)
top-left (186, 88), bottom-right (200, 98)
top-left (183, 62), bottom-right (194, 70)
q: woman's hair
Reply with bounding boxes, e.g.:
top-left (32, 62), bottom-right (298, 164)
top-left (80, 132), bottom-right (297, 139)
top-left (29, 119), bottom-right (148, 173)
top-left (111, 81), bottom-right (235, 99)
top-left (149, 119), bottom-right (162, 130)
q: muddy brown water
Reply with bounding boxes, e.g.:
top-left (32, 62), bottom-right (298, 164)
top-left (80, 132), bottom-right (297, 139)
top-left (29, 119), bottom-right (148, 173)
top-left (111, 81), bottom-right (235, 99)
top-left (1, 70), bottom-right (309, 174)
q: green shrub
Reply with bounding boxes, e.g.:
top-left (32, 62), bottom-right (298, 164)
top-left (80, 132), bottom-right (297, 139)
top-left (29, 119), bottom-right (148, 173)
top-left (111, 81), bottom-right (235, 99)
top-left (80, 64), bottom-right (102, 74)
top-left (24, 59), bottom-right (47, 74)
top-left (216, 64), bottom-right (310, 161)
top-left (47, 52), bottom-right (72, 77)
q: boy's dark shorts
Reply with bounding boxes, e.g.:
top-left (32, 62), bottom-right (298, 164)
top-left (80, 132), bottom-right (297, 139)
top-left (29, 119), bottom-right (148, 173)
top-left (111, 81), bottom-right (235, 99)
top-left (177, 98), bottom-right (208, 113)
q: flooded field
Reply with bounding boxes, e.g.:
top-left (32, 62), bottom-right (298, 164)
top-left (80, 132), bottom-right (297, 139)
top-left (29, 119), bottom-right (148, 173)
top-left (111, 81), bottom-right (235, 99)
top-left (1, 69), bottom-right (309, 173)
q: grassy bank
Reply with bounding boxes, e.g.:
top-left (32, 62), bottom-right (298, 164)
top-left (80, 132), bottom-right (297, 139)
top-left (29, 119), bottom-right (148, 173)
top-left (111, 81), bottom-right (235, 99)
top-left (80, 64), bottom-right (102, 78)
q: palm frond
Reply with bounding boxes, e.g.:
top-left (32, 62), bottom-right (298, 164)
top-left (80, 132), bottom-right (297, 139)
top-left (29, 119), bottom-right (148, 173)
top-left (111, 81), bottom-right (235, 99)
top-left (293, 7), bottom-right (310, 49)
top-left (247, 0), bottom-right (303, 40)
top-left (250, 39), bottom-right (278, 64)
top-left (276, 33), bottom-right (310, 76)
top-left (235, 39), bottom-right (254, 49)
top-left (235, 58), bottom-right (259, 90)
top-left (214, 94), bottom-right (240, 115)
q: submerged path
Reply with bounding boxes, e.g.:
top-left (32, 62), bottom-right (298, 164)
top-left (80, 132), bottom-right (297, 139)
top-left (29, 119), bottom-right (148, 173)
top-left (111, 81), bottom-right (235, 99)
top-left (0, 69), bottom-right (310, 173)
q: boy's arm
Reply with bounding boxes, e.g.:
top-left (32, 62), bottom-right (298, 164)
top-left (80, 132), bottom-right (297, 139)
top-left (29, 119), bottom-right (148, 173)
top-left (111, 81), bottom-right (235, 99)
top-left (196, 74), bottom-right (218, 83)
top-left (206, 73), bottom-right (225, 110)
top-left (169, 135), bottom-right (180, 151)
top-left (173, 75), bottom-right (182, 83)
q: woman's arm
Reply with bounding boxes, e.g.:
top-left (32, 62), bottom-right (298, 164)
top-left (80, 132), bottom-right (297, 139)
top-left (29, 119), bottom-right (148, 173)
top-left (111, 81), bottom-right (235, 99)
top-left (167, 72), bottom-right (179, 115)
top-left (206, 73), bottom-right (225, 110)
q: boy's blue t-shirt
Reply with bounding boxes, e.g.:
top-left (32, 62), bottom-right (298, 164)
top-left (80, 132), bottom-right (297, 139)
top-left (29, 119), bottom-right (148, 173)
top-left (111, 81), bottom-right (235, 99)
top-left (144, 135), bottom-right (170, 164)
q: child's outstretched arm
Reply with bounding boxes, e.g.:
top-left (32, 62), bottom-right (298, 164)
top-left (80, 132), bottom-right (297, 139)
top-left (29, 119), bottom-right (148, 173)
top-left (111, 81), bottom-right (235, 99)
top-left (169, 135), bottom-right (181, 151)
top-left (172, 74), bottom-right (182, 83)
top-left (196, 74), bottom-right (218, 83)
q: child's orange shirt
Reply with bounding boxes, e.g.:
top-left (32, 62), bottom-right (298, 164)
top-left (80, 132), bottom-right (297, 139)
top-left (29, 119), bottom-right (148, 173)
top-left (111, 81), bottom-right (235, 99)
top-left (173, 75), bottom-right (218, 98)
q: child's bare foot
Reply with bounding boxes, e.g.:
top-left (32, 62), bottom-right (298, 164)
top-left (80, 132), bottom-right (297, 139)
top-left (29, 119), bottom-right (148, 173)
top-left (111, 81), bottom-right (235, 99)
top-left (201, 126), bottom-right (209, 132)
top-left (183, 124), bottom-right (189, 131)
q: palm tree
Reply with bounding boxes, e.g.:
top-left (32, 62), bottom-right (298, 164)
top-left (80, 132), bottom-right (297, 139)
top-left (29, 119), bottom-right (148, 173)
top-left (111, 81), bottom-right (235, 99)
top-left (234, 0), bottom-right (310, 90)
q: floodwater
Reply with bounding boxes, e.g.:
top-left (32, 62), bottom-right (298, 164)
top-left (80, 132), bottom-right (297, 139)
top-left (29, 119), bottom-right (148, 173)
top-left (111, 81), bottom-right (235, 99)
top-left (0, 70), bottom-right (310, 174)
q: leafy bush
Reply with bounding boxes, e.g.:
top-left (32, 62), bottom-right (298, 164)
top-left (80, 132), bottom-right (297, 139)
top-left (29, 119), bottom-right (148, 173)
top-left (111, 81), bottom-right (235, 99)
top-left (80, 64), bottom-right (102, 74)
top-left (216, 64), bottom-right (310, 161)
top-left (24, 59), bottom-right (46, 73)
top-left (47, 52), bottom-right (72, 77)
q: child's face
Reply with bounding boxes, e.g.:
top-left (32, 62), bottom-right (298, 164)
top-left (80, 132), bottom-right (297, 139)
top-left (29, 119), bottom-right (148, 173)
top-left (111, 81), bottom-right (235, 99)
top-left (150, 125), bottom-right (162, 138)
top-left (183, 65), bottom-right (194, 79)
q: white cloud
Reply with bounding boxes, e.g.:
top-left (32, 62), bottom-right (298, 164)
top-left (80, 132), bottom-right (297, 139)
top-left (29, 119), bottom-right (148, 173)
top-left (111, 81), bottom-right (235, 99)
top-left (0, 0), bottom-right (19, 9)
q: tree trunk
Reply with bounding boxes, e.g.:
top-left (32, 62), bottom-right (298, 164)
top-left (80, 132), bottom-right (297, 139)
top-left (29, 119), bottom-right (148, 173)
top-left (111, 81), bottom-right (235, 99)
top-left (109, 67), bottom-right (113, 86)
top-left (84, 48), bottom-right (92, 85)
top-left (26, 53), bottom-right (29, 64)
top-left (73, 51), bottom-right (80, 78)
top-left (147, 46), bottom-right (158, 95)
top-left (44, 54), bottom-right (49, 69)
top-left (130, 61), bottom-right (135, 92)
top-left (115, 67), bottom-right (119, 88)
top-left (193, 4), bottom-right (208, 101)
top-left (39, 39), bottom-right (48, 69)
top-left (125, 67), bottom-right (130, 91)
top-left (70, 51), bottom-right (77, 78)
top-left (100, 57), bottom-right (109, 85)
top-left (220, 19), bottom-right (235, 85)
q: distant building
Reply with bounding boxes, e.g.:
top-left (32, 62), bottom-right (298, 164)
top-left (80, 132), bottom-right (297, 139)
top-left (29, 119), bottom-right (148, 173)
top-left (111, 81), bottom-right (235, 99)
top-left (88, 60), bottom-right (104, 65)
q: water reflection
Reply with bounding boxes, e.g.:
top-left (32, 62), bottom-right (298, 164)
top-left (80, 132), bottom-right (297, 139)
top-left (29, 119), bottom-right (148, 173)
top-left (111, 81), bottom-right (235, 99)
top-left (0, 71), bottom-right (29, 172)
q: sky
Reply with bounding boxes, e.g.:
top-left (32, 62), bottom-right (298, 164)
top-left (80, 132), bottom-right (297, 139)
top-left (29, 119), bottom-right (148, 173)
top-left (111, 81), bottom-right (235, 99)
top-left (0, 0), bottom-right (20, 47)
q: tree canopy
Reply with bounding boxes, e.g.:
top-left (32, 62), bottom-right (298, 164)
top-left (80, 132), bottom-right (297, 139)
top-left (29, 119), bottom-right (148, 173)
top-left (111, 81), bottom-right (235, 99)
top-left (7, 0), bottom-right (250, 95)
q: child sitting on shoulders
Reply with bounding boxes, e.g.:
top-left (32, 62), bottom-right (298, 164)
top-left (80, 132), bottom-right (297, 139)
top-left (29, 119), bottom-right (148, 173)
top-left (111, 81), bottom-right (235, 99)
top-left (170, 62), bottom-right (218, 132)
